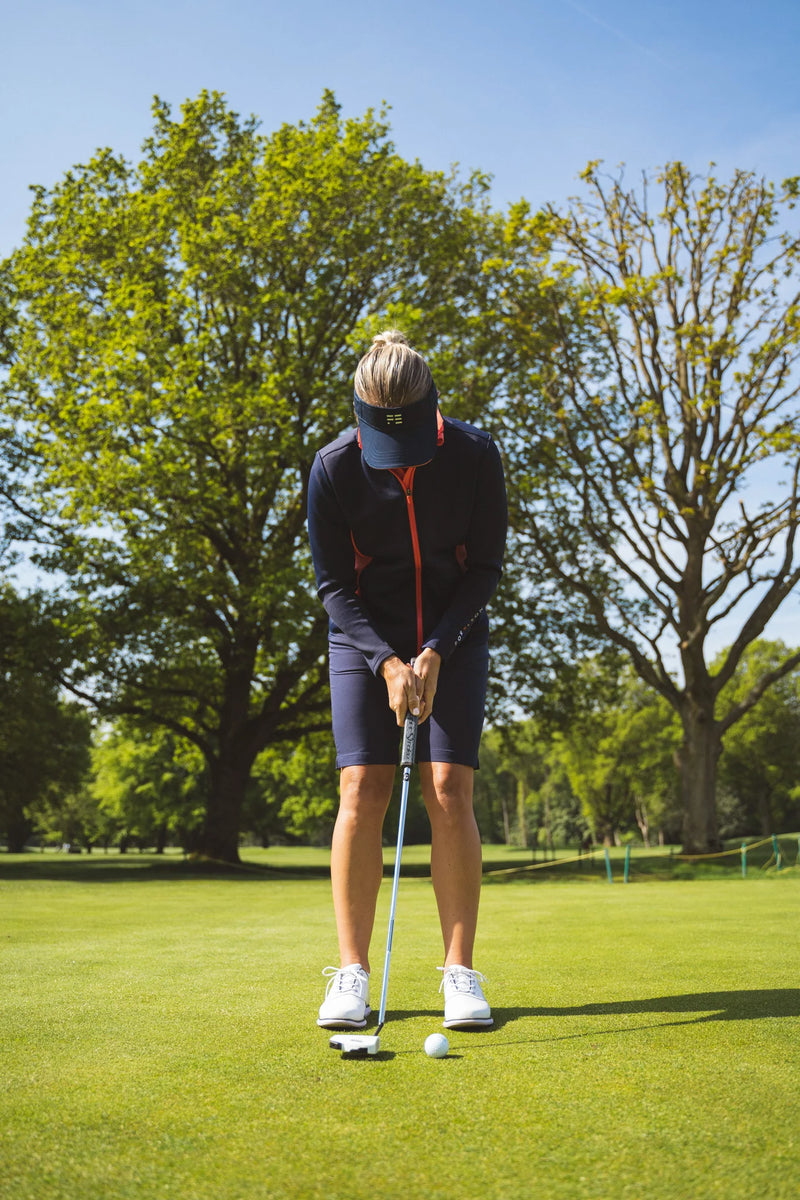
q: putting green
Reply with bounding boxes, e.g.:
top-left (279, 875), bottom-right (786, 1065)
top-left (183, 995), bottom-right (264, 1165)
top-left (2, 856), bottom-right (798, 1199)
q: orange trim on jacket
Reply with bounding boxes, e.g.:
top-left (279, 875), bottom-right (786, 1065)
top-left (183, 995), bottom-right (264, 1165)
top-left (390, 466), bottom-right (423, 655)
top-left (350, 532), bottom-right (373, 597)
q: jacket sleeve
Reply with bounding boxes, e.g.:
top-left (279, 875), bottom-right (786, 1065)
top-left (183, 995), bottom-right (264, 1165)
top-left (422, 437), bottom-right (507, 662)
top-left (307, 452), bottom-right (397, 676)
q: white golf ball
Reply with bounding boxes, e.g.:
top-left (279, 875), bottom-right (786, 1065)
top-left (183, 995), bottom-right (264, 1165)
top-left (424, 1033), bottom-right (449, 1058)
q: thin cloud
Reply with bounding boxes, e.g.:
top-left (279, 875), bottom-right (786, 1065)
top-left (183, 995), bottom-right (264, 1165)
top-left (559, 0), bottom-right (674, 70)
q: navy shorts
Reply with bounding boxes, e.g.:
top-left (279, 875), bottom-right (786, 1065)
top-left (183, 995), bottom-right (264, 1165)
top-left (329, 636), bottom-right (489, 769)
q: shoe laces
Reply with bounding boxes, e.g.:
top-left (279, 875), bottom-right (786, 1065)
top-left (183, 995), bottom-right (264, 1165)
top-left (322, 964), bottom-right (367, 998)
top-left (437, 966), bottom-right (488, 995)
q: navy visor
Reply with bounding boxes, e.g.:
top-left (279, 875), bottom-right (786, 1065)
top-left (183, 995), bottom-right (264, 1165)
top-left (354, 383), bottom-right (438, 469)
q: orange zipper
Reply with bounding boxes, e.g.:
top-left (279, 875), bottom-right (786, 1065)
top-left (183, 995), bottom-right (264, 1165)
top-left (391, 466), bottom-right (423, 656)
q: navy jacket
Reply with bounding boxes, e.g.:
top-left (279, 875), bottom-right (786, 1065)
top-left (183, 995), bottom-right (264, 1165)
top-left (307, 414), bottom-right (507, 675)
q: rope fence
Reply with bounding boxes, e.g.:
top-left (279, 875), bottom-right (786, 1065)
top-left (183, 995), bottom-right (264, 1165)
top-left (483, 833), bottom-right (800, 881)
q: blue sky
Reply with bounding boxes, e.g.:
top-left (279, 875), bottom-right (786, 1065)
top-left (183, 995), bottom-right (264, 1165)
top-left (2, 0), bottom-right (799, 257)
top-left (3, 0), bottom-right (799, 649)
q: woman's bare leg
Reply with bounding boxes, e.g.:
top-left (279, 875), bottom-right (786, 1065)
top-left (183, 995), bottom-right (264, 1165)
top-left (419, 762), bottom-right (482, 968)
top-left (330, 764), bottom-right (395, 972)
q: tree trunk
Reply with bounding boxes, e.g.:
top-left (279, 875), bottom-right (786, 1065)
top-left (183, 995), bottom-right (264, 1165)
top-left (634, 801), bottom-right (650, 847)
top-left (516, 777), bottom-right (528, 849)
top-left (757, 787), bottom-right (773, 837)
top-left (5, 808), bottom-right (32, 853)
top-left (197, 755), bottom-right (253, 864)
top-left (678, 702), bottom-right (722, 853)
top-left (193, 633), bottom-right (268, 864)
top-left (543, 792), bottom-right (554, 859)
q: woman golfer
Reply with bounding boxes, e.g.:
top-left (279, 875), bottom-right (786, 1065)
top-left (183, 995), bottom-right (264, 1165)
top-left (307, 330), bottom-right (507, 1030)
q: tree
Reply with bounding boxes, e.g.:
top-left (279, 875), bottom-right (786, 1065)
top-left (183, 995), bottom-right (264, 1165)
top-left (0, 585), bottom-right (92, 850)
top-left (494, 720), bottom-right (554, 852)
top-left (506, 164), bottom-right (800, 851)
top-left (716, 640), bottom-right (800, 835)
top-left (471, 728), bottom-right (516, 844)
top-left (251, 732), bottom-right (337, 847)
top-left (34, 783), bottom-right (105, 853)
top-left (89, 723), bottom-right (207, 851)
top-left (1, 90), bottom-right (496, 862)
top-left (551, 663), bottom-right (681, 845)
top-left (475, 719), bottom-right (591, 851)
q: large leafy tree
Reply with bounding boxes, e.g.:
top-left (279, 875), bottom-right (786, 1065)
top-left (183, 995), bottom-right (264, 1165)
top-left (506, 164), bottom-right (800, 851)
top-left (1, 90), bottom-right (497, 862)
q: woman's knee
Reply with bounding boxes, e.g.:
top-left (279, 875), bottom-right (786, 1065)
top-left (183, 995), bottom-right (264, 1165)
top-left (421, 763), bottom-right (475, 824)
top-left (338, 765), bottom-right (395, 822)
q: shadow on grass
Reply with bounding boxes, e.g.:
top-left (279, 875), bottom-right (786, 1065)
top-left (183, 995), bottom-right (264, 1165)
top-left (0, 855), bottom-right (344, 883)
top-left (0, 856), bottom-right (288, 883)
top-left (465, 990), bottom-right (800, 1047)
top-left (0, 855), bottom-right (438, 883)
top-left (528, 989), bottom-right (800, 1022)
top-left (367, 1008), bottom-right (533, 1035)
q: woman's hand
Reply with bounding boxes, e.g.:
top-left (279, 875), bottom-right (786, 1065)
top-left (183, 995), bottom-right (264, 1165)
top-left (379, 649), bottom-right (441, 726)
top-left (412, 647), bottom-right (440, 725)
top-left (379, 656), bottom-right (419, 726)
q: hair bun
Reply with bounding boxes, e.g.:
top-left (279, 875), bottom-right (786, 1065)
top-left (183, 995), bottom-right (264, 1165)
top-left (371, 329), bottom-right (409, 348)
top-left (355, 327), bottom-right (431, 408)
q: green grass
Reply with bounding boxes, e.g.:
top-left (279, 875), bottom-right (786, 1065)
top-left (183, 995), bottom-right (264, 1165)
top-left (2, 853), bottom-right (799, 1199)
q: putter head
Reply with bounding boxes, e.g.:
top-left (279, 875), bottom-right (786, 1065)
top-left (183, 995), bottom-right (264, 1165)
top-left (329, 1034), bottom-right (380, 1058)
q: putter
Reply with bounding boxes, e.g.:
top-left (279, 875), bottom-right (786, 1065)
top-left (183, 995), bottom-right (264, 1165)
top-left (330, 704), bottom-right (418, 1059)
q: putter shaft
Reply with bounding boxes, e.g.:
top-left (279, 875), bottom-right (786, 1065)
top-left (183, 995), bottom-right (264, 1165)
top-left (376, 709), bottom-right (417, 1032)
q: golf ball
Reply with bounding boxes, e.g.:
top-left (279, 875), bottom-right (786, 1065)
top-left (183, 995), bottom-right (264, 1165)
top-left (424, 1033), bottom-right (449, 1058)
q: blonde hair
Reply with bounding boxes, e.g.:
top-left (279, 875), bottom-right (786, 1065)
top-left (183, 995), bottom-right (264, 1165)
top-left (354, 330), bottom-right (433, 408)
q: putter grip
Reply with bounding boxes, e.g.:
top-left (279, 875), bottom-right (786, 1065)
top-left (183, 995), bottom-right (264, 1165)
top-left (401, 712), bottom-right (418, 768)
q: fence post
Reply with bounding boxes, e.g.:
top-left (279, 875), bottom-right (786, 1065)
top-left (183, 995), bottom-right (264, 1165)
top-left (772, 834), bottom-right (781, 871)
top-left (741, 842), bottom-right (747, 879)
top-left (604, 847), bottom-right (613, 883)
top-left (624, 844), bottom-right (631, 883)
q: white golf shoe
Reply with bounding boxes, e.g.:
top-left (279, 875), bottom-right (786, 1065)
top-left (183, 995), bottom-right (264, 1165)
top-left (317, 964), bottom-right (371, 1029)
top-left (439, 965), bottom-right (493, 1028)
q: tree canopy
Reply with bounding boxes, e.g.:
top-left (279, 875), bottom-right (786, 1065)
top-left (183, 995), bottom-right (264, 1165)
top-left (1, 90), bottom-right (507, 862)
top-left (502, 163), bottom-right (800, 850)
